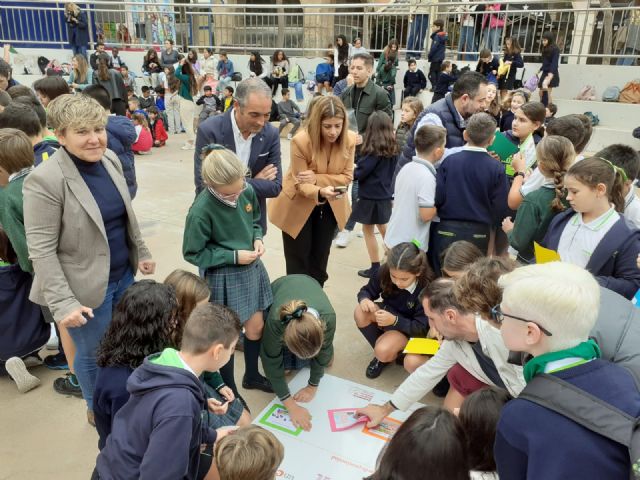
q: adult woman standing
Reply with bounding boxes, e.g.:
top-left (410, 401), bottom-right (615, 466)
top-left (268, 96), bottom-right (356, 287)
top-left (67, 54), bottom-right (92, 93)
top-left (538, 32), bottom-right (560, 105)
top-left (64, 3), bottom-right (89, 58)
top-left (261, 274), bottom-right (336, 431)
top-left (23, 94), bottom-right (154, 423)
top-left (175, 57), bottom-right (198, 150)
top-left (142, 48), bottom-right (163, 88)
top-left (92, 57), bottom-right (127, 116)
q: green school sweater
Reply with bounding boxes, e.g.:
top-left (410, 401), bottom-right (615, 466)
top-left (182, 186), bottom-right (262, 269)
top-left (174, 65), bottom-right (194, 102)
top-left (0, 176), bottom-right (31, 273)
top-left (508, 185), bottom-right (567, 263)
top-left (260, 275), bottom-right (336, 401)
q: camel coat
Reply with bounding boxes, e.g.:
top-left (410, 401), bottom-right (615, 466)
top-left (268, 130), bottom-right (356, 239)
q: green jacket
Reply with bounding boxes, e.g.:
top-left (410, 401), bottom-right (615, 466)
top-left (341, 79), bottom-right (393, 135)
top-left (0, 173), bottom-right (31, 273)
top-left (375, 57), bottom-right (397, 88)
top-left (182, 186), bottom-right (263, 269)
top-left (508, 185), bottom-right (568, 263)
top-left (175, 65), bottom-right (194, 102)
top-left (260, 275), bottom-right (336, 401)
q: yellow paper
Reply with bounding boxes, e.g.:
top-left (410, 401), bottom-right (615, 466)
top-left (403, 338), bottom-right (440, 355)
top-left (534, 242), bottom-right (561, 264)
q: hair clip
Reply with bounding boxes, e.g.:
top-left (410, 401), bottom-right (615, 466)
top-left (411, 239), bottom-right (422, 249)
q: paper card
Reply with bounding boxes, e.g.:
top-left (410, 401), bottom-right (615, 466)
top-left (327, 408), bottom-right (369, 432)
top-left (488, 131), bottom-right (520, 164)
top-left (533, 242), bottom-right (561, 264)
top-left (258, 404), bottom-right (303, 436)
top-left (403, 337), bottom-right (440, 355)
top-left (361, 417), bottom-right (402, 442)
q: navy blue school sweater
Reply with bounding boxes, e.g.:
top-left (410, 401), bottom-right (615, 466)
top-left (495, 359), bottom-right (640, 480)
top-left (96, 353), bottom-right (217, 480)
top-left (542, 209), bottom-right (640, 299)
top-left (70, 152), bottom-right (129, 283)
top-left (435, 148), bottom-right (510, 225)
top-left (403, 69), bottom-right (427, 90)
top-left (94, 365), bottom-right (134, 450)
top-left (432, 72), bottom-right (456, 95)
top-left (357, 269), bottom-right (429, 337)
top-left (499, 111), bottom-right (514, 132)
top-left (33, 139), bottom-right (60, 166)
top-left (428, 31), bottom-right (448, 63)
top-left (476, 56), bottom-right (500, 78)
top-left (354, 153), bottom-right (398, 200)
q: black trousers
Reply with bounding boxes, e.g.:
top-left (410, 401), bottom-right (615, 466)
top-left (282, 203), bottom-right (337, 287)
top-left (266, 75), bottom-right (289, 96)
top-left (404, 86), bottom-right (422, 98)
top-left (428, 61), bottom-right (442, 89)
top-left (430, 219), bottom-right (490, 276)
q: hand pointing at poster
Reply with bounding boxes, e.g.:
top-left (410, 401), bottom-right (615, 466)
top-left (284, 397), bottom-right (313, 431)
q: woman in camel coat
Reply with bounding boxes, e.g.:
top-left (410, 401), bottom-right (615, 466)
top-left (269, 96), bottom-right (356, 287)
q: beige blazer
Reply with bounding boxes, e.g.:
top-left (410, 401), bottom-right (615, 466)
top-left (268, 130), bottom-right (356, 239)
top-left (23, 147), bottom-right (151, 322)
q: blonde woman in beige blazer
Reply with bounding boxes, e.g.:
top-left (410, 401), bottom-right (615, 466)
top-left (269, 96), bottom-right (355, 287)
top-left (23, 94), bottom-right (154, 415)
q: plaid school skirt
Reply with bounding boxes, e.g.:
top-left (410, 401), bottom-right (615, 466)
top-left (205, 259), bottom-right (273, 324)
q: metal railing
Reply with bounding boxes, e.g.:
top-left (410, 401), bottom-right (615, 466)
top-left (0, 1), bottom-right (638, 65)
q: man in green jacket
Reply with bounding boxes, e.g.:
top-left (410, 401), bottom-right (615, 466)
top-left (337, 52), bottom-right (393, 250)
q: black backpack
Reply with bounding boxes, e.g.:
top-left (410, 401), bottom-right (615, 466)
top-left (37, 56), bottom-right (50, 74)
top-left (519, 367), bottom-right (640, 479)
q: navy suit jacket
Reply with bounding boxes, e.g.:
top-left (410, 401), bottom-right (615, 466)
top-left (193, 109), bottom-right (282, 233)
top-left (542, 209), bottom-right (640, 300)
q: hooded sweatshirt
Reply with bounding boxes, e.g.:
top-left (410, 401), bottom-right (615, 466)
top-left (96, 348), bottom-right (217, 480)
top-left (106, 115), bottom-right (138, 199)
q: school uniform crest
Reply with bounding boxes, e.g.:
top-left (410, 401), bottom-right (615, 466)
top-left (245, 203), bottom-right (253, 213)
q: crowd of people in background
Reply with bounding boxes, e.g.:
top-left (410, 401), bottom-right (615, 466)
top-left (1, 6), bottom-right (640, 480)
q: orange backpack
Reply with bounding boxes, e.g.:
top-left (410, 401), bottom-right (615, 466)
top-left (619, 80), bottom-right (640, 104)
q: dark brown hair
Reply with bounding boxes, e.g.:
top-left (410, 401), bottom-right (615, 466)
top-left (503, 36), bottom-right (522, 55)
top-left (546, 115), bottom-right (585, 151)
top-left (414, 124), bottom-right (446, 155)
top-left (380, 242), bottom-right (433, 297)
top-left (441, 241), bottom-right (484, 275)
top-left (536, 135), bottom-right (575, 212)
top-left (567, 157), bottom-right (626, 213)
top-left (361, 111), bottom-right (398, 158)
top-left (420, 278), bottom-right (468, 314)
top-left (33, 76), bottom-right (71, 101)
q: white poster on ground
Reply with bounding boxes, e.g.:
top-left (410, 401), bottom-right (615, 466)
top-left (252, 370), bottom-right (425, 480)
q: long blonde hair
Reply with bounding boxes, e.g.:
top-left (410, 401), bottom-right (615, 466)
top-left (306, 96), bottom-right (349, 152)
top-left (279, 300), bottom-right (324, 359)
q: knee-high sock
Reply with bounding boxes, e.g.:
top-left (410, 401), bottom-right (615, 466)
top-left (219, 353), bottom-right (238, 397)
top-left (243, 338), bottom-right (262, 381)
top-left (358, 324), bottom-right (381, 349)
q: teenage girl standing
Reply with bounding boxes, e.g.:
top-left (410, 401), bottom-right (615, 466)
top-left (538, 33), bottom-right (560, 105)
top-left (497, 37), bottom-right (524, 100)
top-left (183, 145), bottom-right (274, 394)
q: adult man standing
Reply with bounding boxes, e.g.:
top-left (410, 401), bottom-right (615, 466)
top-left (357, 279), bottom-right (525, 426)
top-left (394, 71), bottom-right (489, 179)
top-left (194, 77), bottom-right (282, 234)
top-left (335, 53), bottom-right (393, 253)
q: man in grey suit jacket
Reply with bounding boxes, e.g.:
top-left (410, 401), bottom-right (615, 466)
top-left (194, 77), bottom-right (282, 234)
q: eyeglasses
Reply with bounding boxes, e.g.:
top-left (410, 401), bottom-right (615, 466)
top-left (215, 180), bottom-right (248, 200)
top-left (490, 304), bottom-right (553, 336)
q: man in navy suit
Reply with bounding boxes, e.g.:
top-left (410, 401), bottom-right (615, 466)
top-left (194, 77), bottom-right (282, 234)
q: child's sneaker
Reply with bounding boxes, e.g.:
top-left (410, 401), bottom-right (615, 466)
top-left (43, 352), bottom-right (68, 370)
top-left (53, 373), bottom-right (83, 398)
top-left (5, 357), bottom-right (41, 393)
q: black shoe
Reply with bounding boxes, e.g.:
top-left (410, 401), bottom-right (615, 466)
top-left (242, 374), bottom-right (274, 393)
top-left (432, 375), bottom-right (450, 398)
top-left (358, 268), bottom-right (372, 278)
top-left (53, 373), bottom-right (83, 398)
top-left (366, 358), bottom-right (388, 379)
top-left (43, 352), bottom-right (68, 370)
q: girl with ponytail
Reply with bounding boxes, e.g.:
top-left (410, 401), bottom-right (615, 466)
top-left (261, 274), bottom-right (337, 432)
top-left (502, 135), bottom-right (574, 263)
top-left (541, 157), bottom-right (640, 299)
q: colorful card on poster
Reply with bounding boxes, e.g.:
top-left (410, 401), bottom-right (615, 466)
top-left (533, 242), bottom-right (561, 264)
top-left (327, 408), bottom-right (369, 432)
top-left (403, 337), bottom-right (440, 355)
top-left (259, 404), bottom-right (303, 436)
top-left (361, 417), bottom-right (402, 442)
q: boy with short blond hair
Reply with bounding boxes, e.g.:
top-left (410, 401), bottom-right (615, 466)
top-left (214, 425), bottom-right (284, 480)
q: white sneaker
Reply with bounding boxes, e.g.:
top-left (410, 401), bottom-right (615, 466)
top-left (287, 133), bottom-right (293, 140)
top-left (180, 143), bottom-right (195, 151)
top-left (335, 230), bottom-right (352, 248)
top-left (5, 357), bottom-right (41, 393)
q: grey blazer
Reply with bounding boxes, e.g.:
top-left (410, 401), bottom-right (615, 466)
top-left (23, 147), bottom-right (151, 322)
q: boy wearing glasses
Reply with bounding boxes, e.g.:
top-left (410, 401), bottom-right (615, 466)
top-left (495, 262), bottom-right (640, 480)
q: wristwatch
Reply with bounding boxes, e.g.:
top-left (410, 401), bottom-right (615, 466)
top-left (514, 171), bottom-right (525, 179)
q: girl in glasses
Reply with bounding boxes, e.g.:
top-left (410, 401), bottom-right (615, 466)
top-left (183, 145), bottom-right (274, 397)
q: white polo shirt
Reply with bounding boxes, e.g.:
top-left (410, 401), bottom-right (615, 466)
top-left (624, 186), bottom-right (640, 230)
top-left (230, 108), bottom-right (256, 167)
top-left (557, 207), bottom-right (620, 268)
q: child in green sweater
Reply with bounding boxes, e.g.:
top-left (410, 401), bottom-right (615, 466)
top-left (501, 135), bottom-right (574, 263)
top-left (183, 145), bottom-right (274, 397)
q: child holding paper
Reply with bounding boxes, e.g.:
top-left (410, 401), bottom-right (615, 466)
top-left (354, 242), bottom-right (433, 379)
top-left (501, 136), bottom-right (574, 264)
top-left (261, 274), bottom-right (336, 432)
top-left (501, 101), bottom-right (545, 178)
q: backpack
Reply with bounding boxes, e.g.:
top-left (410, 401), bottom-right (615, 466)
top-left (620, 80), bottom-right (640, 104)
top-left (37, 56), bottom-right (50, 74)
top-left (576, 85), bottom-right (597, 101)
top-left (519, 367), bottom-right (640, 480)
top-left (524, 74), bottom-right (539, 92)
top-left (603, 86), bottom-right (621, 102)
top-left (584, 111), bottom-right (600, 126)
